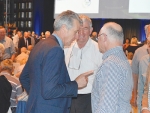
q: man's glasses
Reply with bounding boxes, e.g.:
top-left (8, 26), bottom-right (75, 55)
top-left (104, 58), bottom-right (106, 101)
top-left (68, 44), bottom-right (83, 70)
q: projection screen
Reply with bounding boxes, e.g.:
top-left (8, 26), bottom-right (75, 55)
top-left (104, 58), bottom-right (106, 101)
top-left (54, 0), bottom-right (150, 19)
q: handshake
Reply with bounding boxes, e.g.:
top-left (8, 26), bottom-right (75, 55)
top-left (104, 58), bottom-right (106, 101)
top-left (75, 70), bottom-right (94, 89)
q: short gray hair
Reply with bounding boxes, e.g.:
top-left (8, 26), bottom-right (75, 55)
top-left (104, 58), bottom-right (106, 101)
top-left (54, 10), bottom-right (82, 31)
top-left (79, 14), bottom-right (92, 28)
top-left (105, 23), bottom-right (124, 43)
top-left (145, 24), bottom-right (150, 35)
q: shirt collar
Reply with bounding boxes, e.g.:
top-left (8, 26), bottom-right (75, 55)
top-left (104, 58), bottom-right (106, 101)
top-left (0, 36), bottom-right (6, 42)
top-left (52, 33), bottom-right (64, 49)
top-left (102, 46), bottom-right (123, 60)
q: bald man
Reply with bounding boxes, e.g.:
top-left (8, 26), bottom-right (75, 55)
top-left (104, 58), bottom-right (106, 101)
top-left (92, 22), bottom-right (133, 113)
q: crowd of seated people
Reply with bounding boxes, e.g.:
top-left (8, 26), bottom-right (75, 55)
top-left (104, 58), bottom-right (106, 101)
top-left (0, 26), bottom-right (51, 113)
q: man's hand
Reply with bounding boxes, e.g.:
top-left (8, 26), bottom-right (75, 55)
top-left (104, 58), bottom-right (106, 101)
top-left (75, 70), bottom-right (94, 89)
top-left (130, 92), bottom-right (137, 107)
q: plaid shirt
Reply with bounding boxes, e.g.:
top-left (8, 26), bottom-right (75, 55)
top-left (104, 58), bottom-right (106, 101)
top-left (92, 46), bottom-right (133, 113)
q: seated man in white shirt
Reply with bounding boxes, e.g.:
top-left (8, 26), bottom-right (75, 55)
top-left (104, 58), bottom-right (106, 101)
top-left (64, 14), bottom-right (103, 113)
top-left (15, 47), bottom-right (28, 63)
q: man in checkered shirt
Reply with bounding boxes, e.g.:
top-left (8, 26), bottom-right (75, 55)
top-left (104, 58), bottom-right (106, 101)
top-left (92, 22), bottom-right (133, 113)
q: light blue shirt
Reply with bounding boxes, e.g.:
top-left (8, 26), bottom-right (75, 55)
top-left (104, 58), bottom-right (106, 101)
top-left (52, 33), bottom-right (63, 48)
top-left (0, 36), bottom-right (16, 59)
top-left (92, 46), bottom-right (133, 113)
top-left (137, 54), bottom-right (150, 113)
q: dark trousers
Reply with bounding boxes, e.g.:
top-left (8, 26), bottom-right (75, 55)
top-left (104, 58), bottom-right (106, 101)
top-left (11, 107), bottom-right (16, 113)
top-left (70, 93), bottom-right (92, 113)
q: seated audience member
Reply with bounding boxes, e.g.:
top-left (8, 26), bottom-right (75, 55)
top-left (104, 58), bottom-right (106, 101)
top-left (15, 47), bottom-right (29, 63)
top-left (27, 45), bottom-right (33, 55)
top-left (45, 31), bottom-right (51, 38)
top-left (91, 31), bottom-right (98, 42)
top-left (0, 75), bottom-right (12, 113)
top-left (15, 58), bottom-right (28, 80)
top-left (123, 38), bottom-right (130, 52)
top-left (0, 59), bottom-right (23, 113)
top-left (127, 52), bottom-right (133, 65)
top-left (0, 42), bottom-right (12, 113)
top-left (41, 32), bottom-right (45, 39)
top-left (126, 36), bottom-right (139, 55)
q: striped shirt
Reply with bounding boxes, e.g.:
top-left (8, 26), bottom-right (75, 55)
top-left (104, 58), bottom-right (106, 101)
top-left (92, 46), bottom-right (133, 113)
top-left (0, 72), bottom-right (23, 107)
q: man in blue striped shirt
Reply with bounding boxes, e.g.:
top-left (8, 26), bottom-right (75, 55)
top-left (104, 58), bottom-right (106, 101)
top-left (92, 22), bottom-right (133, 113)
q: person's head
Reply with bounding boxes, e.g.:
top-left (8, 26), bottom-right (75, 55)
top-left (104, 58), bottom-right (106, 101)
top-left (13, 29), bottom-right (17, 35)
top-left (130, 36), bottom-right (138, 45)
top-left (0, 43), bottom-right (5, 61)
top-left (127, 52), bottom-right (133, 60)
top-left (147, 33), bottom-right (150, 49)
top-left (27, 31), bottom-right (31, 37)
top-left (24, 32), bottom-right (28, 38)
top-left (53, 10), bottom-right (82, 46)
top-left (45, 31), bottom-right (51, 38)
top-left (21, 47), bottom-right (27, 53)
top-left (17, 31), bottom-right (22, 38)
top-left (0, 59), bottom-right (13, 73)
top-left (145, 24), bottom-right (150, 38)
top-left (0, 26), bottom-right (6, 41)
top-left (125, 38), bottom-right (130, 44)
top-left (91, 32), bottom-right (97, 38)
top-left (27, 45), bottom-right (33, 51)
top-left (98, 22), bottom-right (124, 53)
top-left (76, 14), bottom-right (93, 48)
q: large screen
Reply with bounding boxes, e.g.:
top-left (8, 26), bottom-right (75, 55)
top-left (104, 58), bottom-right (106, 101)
top-left (54, 0), bottom-right (150, 19)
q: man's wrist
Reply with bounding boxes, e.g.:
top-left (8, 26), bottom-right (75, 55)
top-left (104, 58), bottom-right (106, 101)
top-left (142, 107), bottom-right (149, 111)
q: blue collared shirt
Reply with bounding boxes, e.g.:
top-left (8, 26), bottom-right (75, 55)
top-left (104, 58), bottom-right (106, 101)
top-left (0, 36), bottom-right (16, 59)
top-left (92, 46), bottom-right (133, 113)
top-left (52, 33), bottom-right (63, 49)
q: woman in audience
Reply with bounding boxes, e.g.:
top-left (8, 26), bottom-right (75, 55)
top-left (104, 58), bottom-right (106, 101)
top-left (0, 43), bottom-right (12, 113)
top-left (123, 38), bottom-right (130, 52)
top-left (126, 36), bottom-right (140, 55)
top-left (0, 59), bottom-right (23, 113)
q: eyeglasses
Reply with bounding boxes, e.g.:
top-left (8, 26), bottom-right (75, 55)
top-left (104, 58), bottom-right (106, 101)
top-left (68, 43), bottom-right (82, 70)
top-left (97, 33), bottom-right (107, 40)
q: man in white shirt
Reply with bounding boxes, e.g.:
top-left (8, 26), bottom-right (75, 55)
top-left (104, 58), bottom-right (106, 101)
top-left (64, 14), bottom-right (103, 113)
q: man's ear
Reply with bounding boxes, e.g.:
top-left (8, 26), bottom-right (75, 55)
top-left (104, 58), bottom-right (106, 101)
top-left (90, 27), bottom-right (93, 34)
top-left (61, 24), bottom-right (67, 33)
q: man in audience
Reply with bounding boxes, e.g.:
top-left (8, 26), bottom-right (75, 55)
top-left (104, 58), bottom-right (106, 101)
top-left (64, 14), bottom-right (102, 113)
top-left (92, 22), bottom-right (133, 113)
top-left (0, 26), bottom-right (16, 61)
top-left (28, 31), bottom-right (35, 47)
top-left (15, 47), bottom-right (29, 63)
top-left (19, 10), bottom-right (93, 113)
top-left (13, 31), bottom-right (22, 52)
top-left (131, 24), bottom-right (150, 112)
top-left (18, 32), bottom-right (31, 54)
